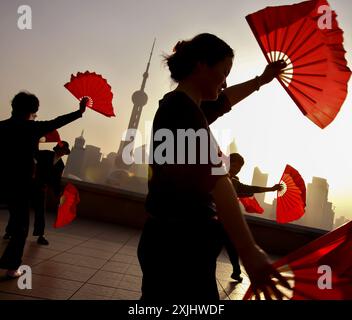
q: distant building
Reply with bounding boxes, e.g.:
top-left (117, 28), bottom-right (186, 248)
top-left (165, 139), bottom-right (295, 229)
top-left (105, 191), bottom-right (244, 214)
top-left (322, 201), bottom-right (335, 231)
top-left (81, 145), bottom-right (102, 182)
top-left (110, 39), bottom-right (155, 180)
top-left (64, 131), bottom-right (148, 194)
top-left (296, 177), bottom-right (335, 230)
top-left (97, 152), bottom-right (117, 184)
top-left (64, 130), bottom-right (86, 179)
top-left (334, 215), bottom-right (350, 229)
top-left (131, 144), bottom-right (149, 179)
top-left (64, 132), bottom-right (105, 184)
top-left (227, 140), bottom-right (238, 155)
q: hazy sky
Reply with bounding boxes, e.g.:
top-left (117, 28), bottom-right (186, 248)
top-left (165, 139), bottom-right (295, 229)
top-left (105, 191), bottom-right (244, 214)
top-left (0, 0), bottom-right (351, 220)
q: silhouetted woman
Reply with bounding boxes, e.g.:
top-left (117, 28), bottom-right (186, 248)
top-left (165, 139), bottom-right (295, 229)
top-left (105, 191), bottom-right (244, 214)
top-left (138, 33), bottom-right (289, 301)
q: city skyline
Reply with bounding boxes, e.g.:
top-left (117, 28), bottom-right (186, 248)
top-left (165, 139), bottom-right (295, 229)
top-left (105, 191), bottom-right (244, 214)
top-left (62, 129), bottom-right (341, 230)
top-left (1, 0), bottom-right (352, 220)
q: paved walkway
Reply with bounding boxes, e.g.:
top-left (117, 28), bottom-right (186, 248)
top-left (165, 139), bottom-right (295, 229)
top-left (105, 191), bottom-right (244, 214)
top-left (0, 209), bottom-right (250, 300)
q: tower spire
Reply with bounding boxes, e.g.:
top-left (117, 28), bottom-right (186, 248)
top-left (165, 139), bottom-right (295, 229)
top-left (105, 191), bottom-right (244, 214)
top-left (141, 38), bottom-right (156, 91)
top-left (109, 39), bottom-right (156, 182)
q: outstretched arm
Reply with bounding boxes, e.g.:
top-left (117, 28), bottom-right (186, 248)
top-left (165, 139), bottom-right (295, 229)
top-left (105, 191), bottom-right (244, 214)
top-left (223, 60), bottom-right (286, 107)
top-left (238, 183), bottom-right (282, 196)
top-left (201, 61), bottom-right (287, 125)
top-left (212, 176), bottom-right (290, 299)
top-left (35, 97), bottom-right (88, 139)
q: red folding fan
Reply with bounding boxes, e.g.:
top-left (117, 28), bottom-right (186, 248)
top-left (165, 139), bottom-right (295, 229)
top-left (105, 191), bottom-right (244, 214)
top-left (53, 183), bottom-right (80, 228)
top-left (246, 0), bottom-right (351, 128)
top-left (243, 220), bottom-right (352, 300)
top-left (64, 71), bottom-right (115, 117)
top-left (239, 196), bottom-right (264, 214)
top-left (276, 165), bottom-right (306, 224)
top-left (39, 129), bottom-right (61, 143)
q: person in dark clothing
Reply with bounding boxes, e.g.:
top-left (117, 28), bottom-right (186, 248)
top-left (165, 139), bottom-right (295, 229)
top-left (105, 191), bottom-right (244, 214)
top-left (0, 91), bottom-right (87, 278)
top-left (4, 141), bottom-right (71, 245)
top-left (138, 33), bottom-right (290, 302)
top-left (33, 142), bottom-right (71, 245)
top-left (224, 153), bottom-right (282, 282)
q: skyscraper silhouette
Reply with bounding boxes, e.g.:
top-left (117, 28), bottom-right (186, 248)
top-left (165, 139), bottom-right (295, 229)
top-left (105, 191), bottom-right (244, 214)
top-left (295, 177), bottom-right (335, 230)
top-left (116, 39), bottom-right (155, 169)
top-left (108, 39), bottom-right (155, 185)
top-left (64, 130), bottom-right (86, 179)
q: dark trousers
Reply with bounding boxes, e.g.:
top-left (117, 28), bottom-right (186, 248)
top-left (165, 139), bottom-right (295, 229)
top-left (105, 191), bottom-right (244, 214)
top-left (5, 184), bottom-right (46, 237)
top-left (138, 217), bottom-right (223, 302)
top-left (0, 185), bottom-right (30, 270)
top-left (223, 229), bottom-right (242, 276)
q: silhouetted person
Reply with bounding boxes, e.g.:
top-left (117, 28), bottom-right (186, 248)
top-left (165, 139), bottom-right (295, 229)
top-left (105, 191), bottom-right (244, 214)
top-left (4, 141), bottom-right (71, 245)
top-left (138, 33), bottom-right (289, 302)
top-left (0, 92), bottom-right (87, 278)
top-left (34, 142), bottom-right (71, 245)
top-left (224, 153), bottom-right (282, 282)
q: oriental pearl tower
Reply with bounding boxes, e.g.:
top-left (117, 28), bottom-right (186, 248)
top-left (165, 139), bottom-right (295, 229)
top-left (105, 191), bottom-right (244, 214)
top-left (107, 39), bottom-right (155, 186)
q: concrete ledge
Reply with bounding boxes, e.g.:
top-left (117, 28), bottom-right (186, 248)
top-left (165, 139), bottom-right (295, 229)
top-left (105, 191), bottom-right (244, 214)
top-left (243, 215), bottom-right (327, 255)
top-left (56, 178), bottom-right (148, 228)
top-left (50, 178), bottom-right (327, 255)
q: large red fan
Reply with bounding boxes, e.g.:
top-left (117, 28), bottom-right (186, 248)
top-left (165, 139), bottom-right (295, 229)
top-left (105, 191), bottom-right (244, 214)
top-left (243, 220), bottom-right (352, 300)
top-left (239, 196), bottom-right (264, 214)
top-left (276, 165), bottom-right (306, 224)
top-left (246, 0), bottom-right (351, 128)
top-left (53, 183), bottom-right (80, 228)
top-left (64, 71), bottom-right (115, 117)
